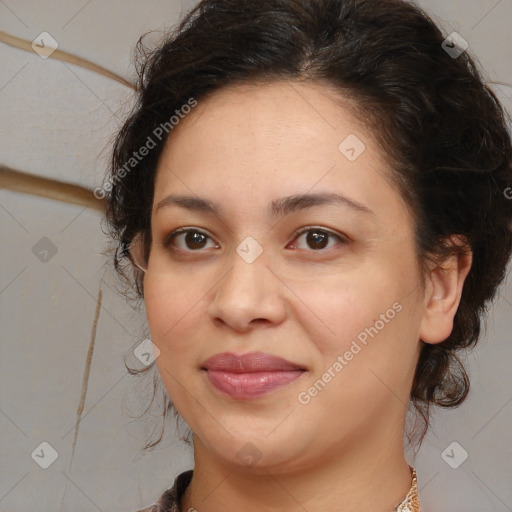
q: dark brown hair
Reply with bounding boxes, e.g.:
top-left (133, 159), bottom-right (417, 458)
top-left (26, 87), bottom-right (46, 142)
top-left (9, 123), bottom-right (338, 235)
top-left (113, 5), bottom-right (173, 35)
top-left (103, 0), bottom-right (512, 451)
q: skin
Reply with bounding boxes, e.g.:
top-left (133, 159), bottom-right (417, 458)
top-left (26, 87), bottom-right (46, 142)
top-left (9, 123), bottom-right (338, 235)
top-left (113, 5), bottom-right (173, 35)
top-left (139, 80), bottom-right (472, 512)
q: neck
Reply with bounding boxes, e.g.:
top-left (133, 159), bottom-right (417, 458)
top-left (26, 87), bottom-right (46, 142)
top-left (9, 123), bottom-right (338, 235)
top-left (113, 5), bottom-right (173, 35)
top-left (181, 419), bottom-right (413, 512)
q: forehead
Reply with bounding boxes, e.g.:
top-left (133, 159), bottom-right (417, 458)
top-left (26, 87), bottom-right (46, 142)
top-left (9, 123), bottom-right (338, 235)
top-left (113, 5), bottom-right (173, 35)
top-left (165, 79), bottom-right (368, 149)
top-left (152, 79), bottom-right (413, 236)
top-left (156, 79), bottom-right (383, 181)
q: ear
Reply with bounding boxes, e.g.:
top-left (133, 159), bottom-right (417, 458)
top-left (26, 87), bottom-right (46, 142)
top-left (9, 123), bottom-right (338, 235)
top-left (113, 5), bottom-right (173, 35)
top-left (419, 235), bottom-right (473, 344)
top-left (127, 233), bottom-right (148, 272)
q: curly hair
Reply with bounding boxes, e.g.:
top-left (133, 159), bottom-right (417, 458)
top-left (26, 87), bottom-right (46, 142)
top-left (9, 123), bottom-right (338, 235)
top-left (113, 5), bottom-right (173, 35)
top-left (103, 0), bottom-right (512, 451)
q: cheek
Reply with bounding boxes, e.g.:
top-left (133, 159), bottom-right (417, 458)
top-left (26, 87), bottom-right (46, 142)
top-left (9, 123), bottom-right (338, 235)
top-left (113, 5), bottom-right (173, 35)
top-left (288, 267), bottom-right (398, 353)
top-left (144, 270), bottom-right (203, 328)
top-left (143, 276), bottom-right (200, 410)
top-left (294, 265), bottom-right (418, 398)
top-left (143, 274), bottom-right (201, 363)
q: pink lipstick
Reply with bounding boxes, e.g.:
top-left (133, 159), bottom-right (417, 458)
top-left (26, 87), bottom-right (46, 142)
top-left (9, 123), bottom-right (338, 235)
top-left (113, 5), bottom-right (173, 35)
top-left (201, 352), bottom-right (306, 399)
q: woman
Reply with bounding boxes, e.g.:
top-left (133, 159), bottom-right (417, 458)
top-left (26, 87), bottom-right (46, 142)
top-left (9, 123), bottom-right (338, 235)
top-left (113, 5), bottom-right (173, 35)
top-left (103, 0), bottom-right (512, 510)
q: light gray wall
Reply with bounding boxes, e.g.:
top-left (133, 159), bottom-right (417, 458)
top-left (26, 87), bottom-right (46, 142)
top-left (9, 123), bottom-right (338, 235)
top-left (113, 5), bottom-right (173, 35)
top-left (0, 1), bottom-right (510, 511)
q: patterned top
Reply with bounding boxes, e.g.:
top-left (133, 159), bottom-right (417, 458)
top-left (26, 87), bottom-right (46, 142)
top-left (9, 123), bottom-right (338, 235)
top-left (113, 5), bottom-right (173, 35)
top-left (135, 467), bottom-right (421, 512)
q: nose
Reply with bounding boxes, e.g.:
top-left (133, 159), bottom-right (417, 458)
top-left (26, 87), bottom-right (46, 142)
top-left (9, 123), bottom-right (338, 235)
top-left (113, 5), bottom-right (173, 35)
top-left (207, 241), bottom-right (287, 332)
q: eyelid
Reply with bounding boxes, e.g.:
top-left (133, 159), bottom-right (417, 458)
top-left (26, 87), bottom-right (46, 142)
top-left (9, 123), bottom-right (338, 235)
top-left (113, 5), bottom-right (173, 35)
top-left (163, 227), bottom-right (218, 249)
top-left (163, 225), bottom-right (348, 252)
top-left (291, 225), bottom-right (348, 242)
top-left (289, 225), bottom-right (348, 250)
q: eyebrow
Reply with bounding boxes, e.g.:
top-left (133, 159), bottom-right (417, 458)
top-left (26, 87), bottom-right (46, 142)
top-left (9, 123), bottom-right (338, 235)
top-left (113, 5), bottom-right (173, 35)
top-left (155, 192), bottom-right (375, 218)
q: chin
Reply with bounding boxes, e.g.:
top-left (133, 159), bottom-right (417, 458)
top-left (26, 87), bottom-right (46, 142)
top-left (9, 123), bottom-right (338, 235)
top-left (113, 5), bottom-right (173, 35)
top-left (195, 427), bottom-right (316, 474)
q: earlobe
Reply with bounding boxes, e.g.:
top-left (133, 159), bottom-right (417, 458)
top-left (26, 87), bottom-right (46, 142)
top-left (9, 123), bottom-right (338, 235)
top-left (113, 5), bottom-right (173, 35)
top-left (419, 236), bottom-right (473, 344)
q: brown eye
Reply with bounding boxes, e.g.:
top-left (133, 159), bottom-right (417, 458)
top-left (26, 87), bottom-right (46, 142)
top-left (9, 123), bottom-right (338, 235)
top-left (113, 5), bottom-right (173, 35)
top-left (184, 231), bottom-right (208, 249)
top-left (164, 228), bottom-right (218, 251)
top-left (290, 227), bottom-right (347, 251)
top-left (306, 230), bottom-right (329, 250)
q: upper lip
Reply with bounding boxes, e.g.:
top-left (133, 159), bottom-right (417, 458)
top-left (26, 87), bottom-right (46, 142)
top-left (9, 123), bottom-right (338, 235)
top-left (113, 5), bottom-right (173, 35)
top-left (201, 352), bottom-right (306, 373)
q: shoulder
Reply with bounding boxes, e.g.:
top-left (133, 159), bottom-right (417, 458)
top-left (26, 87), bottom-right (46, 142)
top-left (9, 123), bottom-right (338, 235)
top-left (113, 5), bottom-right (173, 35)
top-left (131, 469), bottom-right (193, 512)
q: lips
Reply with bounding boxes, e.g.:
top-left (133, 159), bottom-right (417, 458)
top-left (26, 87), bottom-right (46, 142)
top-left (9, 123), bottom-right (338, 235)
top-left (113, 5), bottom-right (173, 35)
top-left (201, 352), bottom-right (306, 399)
top-left (201, 351), bottom-right (305, 372)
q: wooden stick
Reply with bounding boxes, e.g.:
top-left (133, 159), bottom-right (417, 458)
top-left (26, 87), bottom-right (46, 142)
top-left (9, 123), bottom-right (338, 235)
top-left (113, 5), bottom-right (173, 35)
top-left (69, 282), bottom-right (103, 472)
top-left (0, 30), bottom-right (136, 91)
top-left (0, 165), bottom-right (106, 212)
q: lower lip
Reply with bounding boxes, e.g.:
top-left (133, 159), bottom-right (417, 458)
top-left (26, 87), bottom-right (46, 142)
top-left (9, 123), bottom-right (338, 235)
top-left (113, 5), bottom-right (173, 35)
top-left (204, 370), bottom-right (305, 399)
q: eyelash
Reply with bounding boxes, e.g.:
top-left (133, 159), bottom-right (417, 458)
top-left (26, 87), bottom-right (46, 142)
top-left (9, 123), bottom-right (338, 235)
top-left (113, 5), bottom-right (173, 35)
top-left (162, 226), bottom-right (348, 254)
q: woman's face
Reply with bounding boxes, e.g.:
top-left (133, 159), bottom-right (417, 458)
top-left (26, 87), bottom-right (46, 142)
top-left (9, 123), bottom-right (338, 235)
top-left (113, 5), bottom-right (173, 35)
top-left (142, 80), bottom-right (431, 473)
